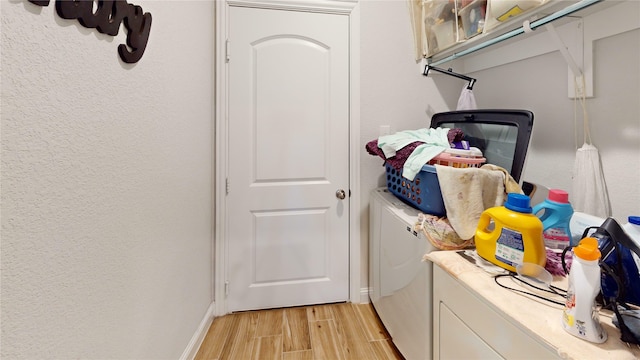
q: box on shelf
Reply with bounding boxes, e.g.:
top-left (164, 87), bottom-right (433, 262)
top-left (459, 0), bottom-right (488, 39)
top-left (424, 0), bottom-right (460, 56)
top-left (484, 0), bottom-right (549, 32)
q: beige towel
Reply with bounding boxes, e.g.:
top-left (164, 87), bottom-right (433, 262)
top-left (436, 165), bottom-right (510, 240)
top-left (480, 164), bottom-right (523, 194)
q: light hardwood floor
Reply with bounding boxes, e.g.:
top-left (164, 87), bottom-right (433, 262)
top-left (194, 302), bottom-right (404, 360)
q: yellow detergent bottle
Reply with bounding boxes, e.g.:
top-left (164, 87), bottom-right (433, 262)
top-left (475, 193), bottom-right (546, 272)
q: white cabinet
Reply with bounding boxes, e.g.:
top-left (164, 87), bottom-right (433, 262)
top-left (429, 251), bottom-right (640, 359)
top-left (438, 303), bottom-right (503, 359)
top-left (433, 265), bottom-right (560, 359)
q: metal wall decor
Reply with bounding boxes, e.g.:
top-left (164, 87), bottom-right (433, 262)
top-left (28, 0), bottom-right (152, 63)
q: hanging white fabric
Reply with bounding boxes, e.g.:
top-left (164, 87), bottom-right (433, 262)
top-left (573, 144), bottom-right (611, 218)
top-left (456, 85), bottom-right (477, 110)
top-left (572, 76), bottom-right (611, 218)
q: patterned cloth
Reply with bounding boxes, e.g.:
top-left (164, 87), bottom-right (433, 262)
top-left (365, 128), bottom-right (464, 171)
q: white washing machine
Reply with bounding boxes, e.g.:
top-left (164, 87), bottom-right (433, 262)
top-left (368, 110), bottom-right (535, 359)
top-left (369, 188), bottom-right (437, 360)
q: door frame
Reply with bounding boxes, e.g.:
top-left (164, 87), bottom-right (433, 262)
top-left (213, 0), bottom-right (361, 316)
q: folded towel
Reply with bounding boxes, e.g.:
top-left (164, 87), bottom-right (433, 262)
top-left (435, 165), bottom-right (507, 240)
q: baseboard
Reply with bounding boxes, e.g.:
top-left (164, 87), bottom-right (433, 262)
top-left (360, 287), bottom-right (370, 304)
top-left (180, 301), bottom-right (215, 360)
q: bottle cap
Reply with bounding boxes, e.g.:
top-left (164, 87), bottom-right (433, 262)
top-left (629, 216), bottom-right (640, 226)
top-left (574, 237), bottom-right (601, 261)
top-left (504, 193), bottom-right (532, 213)
top-left (548, 189), bottom-right (569, 204)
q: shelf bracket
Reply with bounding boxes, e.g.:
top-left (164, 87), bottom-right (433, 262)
top-left (545, 23), bottom-right (582, 78)
top-left (545, 22), bottom-right (592, 98)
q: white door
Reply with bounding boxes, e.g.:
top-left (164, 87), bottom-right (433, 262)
top-left (226, 5), bottom-right (350, 312)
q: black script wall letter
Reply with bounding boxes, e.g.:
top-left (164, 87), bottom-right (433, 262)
top-left (77, 0), bottom-right (122, 31)
top-left (95, 0), bottom-right (129, 36)
top-left (55, 0), bottom-right (93, 20)
top-left (27, 0), bottom-right (152, 64)
top-left (118, 4), bottom-right (152, 63)
top-left (29, 0), bottom-right (50, 6)
top-left (56, 0), bottom-right (127, 36)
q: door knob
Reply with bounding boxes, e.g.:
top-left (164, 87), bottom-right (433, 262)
top-left (336, 189), bottom-right (346, 200)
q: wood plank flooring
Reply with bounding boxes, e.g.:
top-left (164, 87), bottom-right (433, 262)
top-left (195, 302), bottom-right (404, 360)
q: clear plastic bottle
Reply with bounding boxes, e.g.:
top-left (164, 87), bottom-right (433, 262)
top-left (622, 215), bottom-right (640, 282)
top-left (475, 193), bottom-right (546, 272)
top-left (532, 189), bottom-right (574, 249)
top-left (623, 216), bottom-right (640, 248)
top-left (562, 237), bottom-right (607, 343)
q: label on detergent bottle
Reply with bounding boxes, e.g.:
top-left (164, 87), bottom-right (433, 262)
top-left (495, 227), bottom-right (525, 267)
top-left (543, 227), bottom-right (571, 250)
top-left (563, 287), bottom-right (576, 328)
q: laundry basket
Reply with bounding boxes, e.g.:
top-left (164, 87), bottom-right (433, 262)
top-left (427, 148), bottom-right (485, 167)
top-left (386, 150), bottom-right (486, 216)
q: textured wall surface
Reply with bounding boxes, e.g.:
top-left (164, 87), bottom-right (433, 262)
top-left (1, 1), bottom-right (214, 358)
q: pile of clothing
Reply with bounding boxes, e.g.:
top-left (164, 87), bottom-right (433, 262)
top-left (366, 127), bottom-right (522, 250)
top-left (366, 127), bottom-right (463, 180)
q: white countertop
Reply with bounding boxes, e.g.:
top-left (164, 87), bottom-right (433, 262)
top-left (426, 250), bottom-right (640, 360)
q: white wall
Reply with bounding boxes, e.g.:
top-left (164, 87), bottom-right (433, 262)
top-left (470, 18), bottom-right (640, 222)
top-left (1, 1), bottom-right (214, 358)
top-left (358, 0), bottom-right (640, 290)
top-left (359, 0), bottom-right (458, 288)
